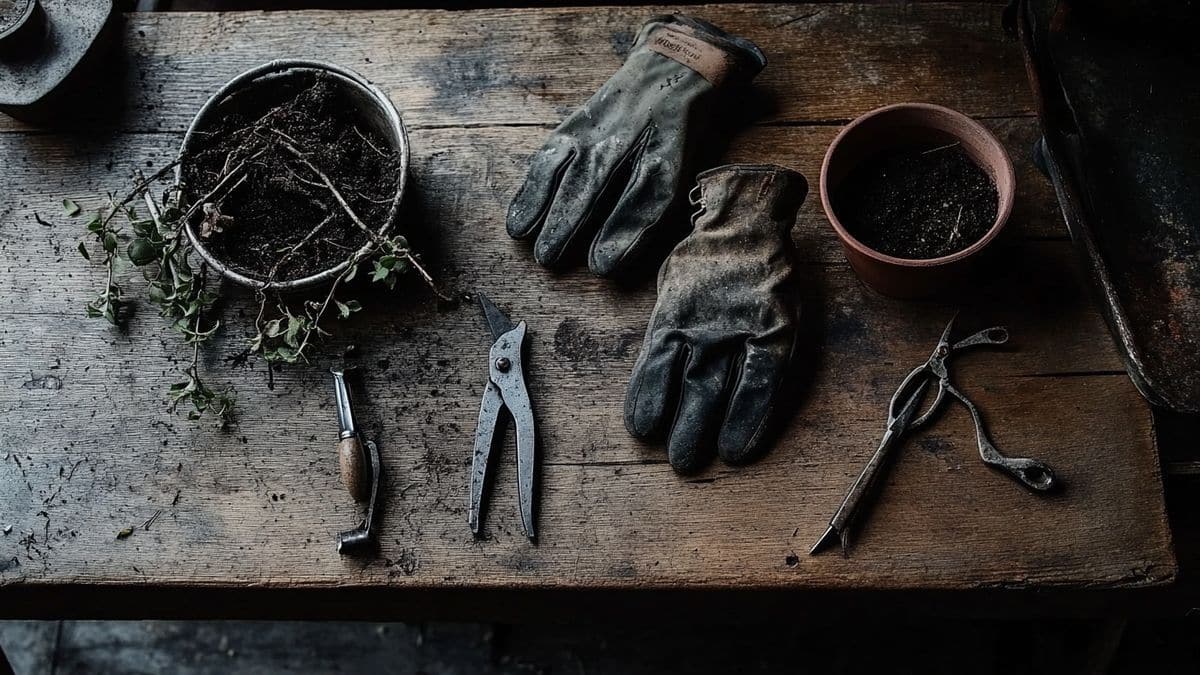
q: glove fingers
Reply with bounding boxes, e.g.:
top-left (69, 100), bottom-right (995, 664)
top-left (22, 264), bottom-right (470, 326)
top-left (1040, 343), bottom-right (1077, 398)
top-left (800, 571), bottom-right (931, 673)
top-left (588, 133), bottom-right (682, 277)
top-left (718, 342), bottom-right (791, 464)
top-left (625, 335), bottom-right (687, 440)
top-left (506, 137), bottom-right (576, 240)
top-left (532, 144), bottom-right (626, 268)
top-left (667, 346), bottom-right (734, 473)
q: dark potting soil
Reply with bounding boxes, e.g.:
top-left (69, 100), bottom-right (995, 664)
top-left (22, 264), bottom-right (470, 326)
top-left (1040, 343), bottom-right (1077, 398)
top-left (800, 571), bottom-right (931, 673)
top-left (832, 143), bottom-right (999, 260)
top-left (181, 72), bottom-right (404, 282)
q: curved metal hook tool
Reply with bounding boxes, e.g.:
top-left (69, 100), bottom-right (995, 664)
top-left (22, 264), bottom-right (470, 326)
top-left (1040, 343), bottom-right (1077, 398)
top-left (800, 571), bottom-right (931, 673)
top-left (812, 316), bottom-right (1058, 556)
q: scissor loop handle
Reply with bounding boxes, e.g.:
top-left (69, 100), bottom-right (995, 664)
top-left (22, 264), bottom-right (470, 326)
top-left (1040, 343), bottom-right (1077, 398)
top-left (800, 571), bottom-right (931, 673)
top-left (945, 383), bottom-right (1058, 492)
top-left (986, 454), bottom-right (1057, 492)
top-left (889, 365), bottom-right (937, 427)
top-left (889, 366), bottom-right (947, 432)
top-left (953, 326), bottom-right (1009, 351)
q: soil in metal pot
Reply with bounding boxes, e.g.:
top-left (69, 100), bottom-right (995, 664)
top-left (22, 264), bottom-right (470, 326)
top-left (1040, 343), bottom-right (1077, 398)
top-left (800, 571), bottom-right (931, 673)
top-left (832, 143), bottom-right (998, 260)
top-left (0, 0), bottom-right (34, 34)
top-left (181, 72), bottom-right (404, 282)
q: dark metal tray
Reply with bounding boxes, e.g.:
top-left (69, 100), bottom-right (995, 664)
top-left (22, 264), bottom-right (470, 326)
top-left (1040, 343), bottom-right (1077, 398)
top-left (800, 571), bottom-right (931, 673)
top-left (1016, 0), bottom-right (1200, 413)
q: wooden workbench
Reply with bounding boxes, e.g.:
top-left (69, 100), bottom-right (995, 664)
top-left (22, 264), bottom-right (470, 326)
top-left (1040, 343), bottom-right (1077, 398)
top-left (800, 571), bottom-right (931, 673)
top-left (0, 4), bottom-right (1178, 619)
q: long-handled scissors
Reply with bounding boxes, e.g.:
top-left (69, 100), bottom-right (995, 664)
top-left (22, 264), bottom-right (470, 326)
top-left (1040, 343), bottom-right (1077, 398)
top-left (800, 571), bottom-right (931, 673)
top-left (469, 292), bottom-right (537, 540)
top-left (811, 316), bottom-right (1058, 556)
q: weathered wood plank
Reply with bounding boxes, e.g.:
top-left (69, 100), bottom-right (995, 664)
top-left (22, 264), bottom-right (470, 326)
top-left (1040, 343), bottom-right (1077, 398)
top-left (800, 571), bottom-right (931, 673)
top-left (0, 116), bottom-right (1064, 270)
top-left (0, 120), bottom-right (1173, 599)
top-left (0, 4), bottom-right (1174, 614)
top-left (0, 4), bottom-right (1032, 134)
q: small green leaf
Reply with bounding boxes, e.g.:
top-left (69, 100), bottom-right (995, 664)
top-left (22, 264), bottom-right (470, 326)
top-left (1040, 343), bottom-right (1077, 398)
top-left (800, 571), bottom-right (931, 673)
top-left (147, 283), bottom-right (166, 304)
top-left (370, 261), bottom-right (390, 282)
top-left (335, 300), bottom-right (351, 319)
top-left (116, 527), bottom-right (134, 539)
top-left (379, 254), bottom-right (398, 269)
top-left (86, 216), bottom-right (104, 233)
top-left (102, 231), bottom-right (118, 253)
top-left (127, 238), bottom-right (157, 266)
top-left (131, 219), bottom-right (156, 237)
top-left (62, 199), bottom-right (81, 217)
top-left (264, 319), bottom-right (284, 338)
top-left (284, 315), bottom-right (304, 348)
top-left (344, 300), bottom-right (362, 313)
top-left (77, 242), bottom-right (90, 261)
top-left (343, 263), bottom-right (358, 283)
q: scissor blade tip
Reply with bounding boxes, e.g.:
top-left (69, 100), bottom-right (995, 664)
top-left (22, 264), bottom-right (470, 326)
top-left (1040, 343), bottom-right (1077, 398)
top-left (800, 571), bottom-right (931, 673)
top-left (809, 525), bottom-right (838, 555)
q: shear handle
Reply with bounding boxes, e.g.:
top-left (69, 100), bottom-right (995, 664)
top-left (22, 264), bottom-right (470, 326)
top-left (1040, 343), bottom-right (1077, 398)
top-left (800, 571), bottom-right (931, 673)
top-left (946, 384), bottom-right (1057, 492)
top-left (952, 326), bottom-right (1009, 351)
top-left (889, 365), bottom-right (946, 433)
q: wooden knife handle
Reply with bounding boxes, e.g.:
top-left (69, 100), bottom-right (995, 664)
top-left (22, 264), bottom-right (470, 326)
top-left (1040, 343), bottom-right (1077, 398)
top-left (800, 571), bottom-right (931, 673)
top-left (338, 435), bottom-right (369, 502)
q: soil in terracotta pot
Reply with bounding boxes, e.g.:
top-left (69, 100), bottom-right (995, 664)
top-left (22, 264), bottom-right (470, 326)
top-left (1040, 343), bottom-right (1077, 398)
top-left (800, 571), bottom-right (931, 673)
top-left (832, 143), bottom-right (998, 260)
top-left (181, 72), bottom-right (404, 282)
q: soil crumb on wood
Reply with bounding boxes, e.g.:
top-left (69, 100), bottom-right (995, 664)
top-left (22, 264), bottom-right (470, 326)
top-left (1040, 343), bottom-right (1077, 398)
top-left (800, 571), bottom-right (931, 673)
top-left (833, 143), bottom-right (998, 260)
top-left (181, 72), bottom-right (404, 281)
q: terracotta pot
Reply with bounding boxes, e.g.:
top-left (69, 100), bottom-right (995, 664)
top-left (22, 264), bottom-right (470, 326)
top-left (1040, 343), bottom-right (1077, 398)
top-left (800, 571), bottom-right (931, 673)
top-left (819, 103), bottom-right (1015, 299)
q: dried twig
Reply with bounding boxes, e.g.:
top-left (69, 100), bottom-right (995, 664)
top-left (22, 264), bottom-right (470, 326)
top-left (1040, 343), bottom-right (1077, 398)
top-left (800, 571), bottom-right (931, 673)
top-left (949, 205), bottom-right (963, 245)
top-left (921, 141), bottom-right (960, 155)
top-left (352, 125), bottom-right (388, 159)
top-left (95, 158), bottom-right (184, 234)
top-left (271, 130), bottom-right (449, 300)
top-left (141, 509), bottom-right (162, 531)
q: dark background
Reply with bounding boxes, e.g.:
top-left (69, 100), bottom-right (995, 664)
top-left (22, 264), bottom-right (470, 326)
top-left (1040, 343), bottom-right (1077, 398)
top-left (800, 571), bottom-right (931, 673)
top-left (4, 1), bottom-right (1198, 673)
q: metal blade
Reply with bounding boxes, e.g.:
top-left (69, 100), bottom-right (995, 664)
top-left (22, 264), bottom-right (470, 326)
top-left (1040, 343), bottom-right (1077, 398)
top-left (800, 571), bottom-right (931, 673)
top-left (509, 374), bottom-right (536, 541)
top-left (809, 525), bottom-right (839, 555)
top-left (890, 377), bottom-right (932, 434)
top-left (936, 313), bottom-right (959, 349)
top-left (477, 292), bottom-right (516, 343)
top-left (811, 379), bottom-right (931, 557)
top-left (468, 379), bottom-right (505, 536)
top-left (487, 321), bottom-right (536, 540)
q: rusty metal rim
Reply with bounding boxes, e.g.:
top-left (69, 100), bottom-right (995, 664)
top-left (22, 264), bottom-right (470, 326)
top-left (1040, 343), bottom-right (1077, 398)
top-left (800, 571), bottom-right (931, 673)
top-left (176, 59), bottom-right (409, 293)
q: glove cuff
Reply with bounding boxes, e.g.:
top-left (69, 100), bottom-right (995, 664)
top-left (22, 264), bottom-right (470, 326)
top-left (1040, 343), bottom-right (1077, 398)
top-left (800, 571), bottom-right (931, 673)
top-left (634, 15), bottom-right (767, 87)
top-left (689, 164), bottom-right (808, 236)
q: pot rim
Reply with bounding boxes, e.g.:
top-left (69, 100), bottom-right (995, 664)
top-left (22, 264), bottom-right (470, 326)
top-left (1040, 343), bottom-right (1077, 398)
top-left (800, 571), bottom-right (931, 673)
top-left (176, 58), bottom-right (410, 292)
top-left (819, 102), bottom-right (1016, 269)
top-left (0, 0), bottom-right (38, 43)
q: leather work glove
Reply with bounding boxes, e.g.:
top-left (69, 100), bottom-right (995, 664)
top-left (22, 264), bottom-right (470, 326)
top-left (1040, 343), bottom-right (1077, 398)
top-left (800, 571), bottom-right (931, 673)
top-left (625, 164), bottom-right (807, 473)
top-left (506, 15), bottom-right (767, 278)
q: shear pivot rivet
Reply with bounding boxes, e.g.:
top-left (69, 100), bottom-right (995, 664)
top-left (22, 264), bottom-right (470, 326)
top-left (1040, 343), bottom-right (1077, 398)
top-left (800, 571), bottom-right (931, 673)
top-left (495, 357), bottom-right (511, 372)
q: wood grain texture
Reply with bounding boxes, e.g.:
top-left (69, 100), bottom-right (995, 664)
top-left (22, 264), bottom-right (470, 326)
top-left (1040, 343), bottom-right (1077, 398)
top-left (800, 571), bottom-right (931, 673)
top-left (0, 5), bottom-right (1175, 616)
top-left (0, 4), bottom-right (1033, 134)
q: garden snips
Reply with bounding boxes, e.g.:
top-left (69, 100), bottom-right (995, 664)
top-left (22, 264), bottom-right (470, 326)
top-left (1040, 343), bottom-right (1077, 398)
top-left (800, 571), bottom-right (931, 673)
top-left (811, 316), bottom-right (1058, 556)
top-left (469, 292), bottom-right (537, 540)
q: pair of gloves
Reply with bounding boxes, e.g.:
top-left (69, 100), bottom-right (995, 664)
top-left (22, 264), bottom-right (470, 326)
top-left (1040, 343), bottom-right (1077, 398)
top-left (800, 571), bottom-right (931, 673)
top-left (507, 16), bottom-right (807, 473)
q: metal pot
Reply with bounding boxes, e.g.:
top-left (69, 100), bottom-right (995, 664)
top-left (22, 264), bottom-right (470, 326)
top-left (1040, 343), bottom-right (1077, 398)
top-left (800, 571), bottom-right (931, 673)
top-left (0, 0), bottom-right (118, 122)
top-left (819, 103), bottom-right (1015, 299)
top-left (177, 59), bottom-right (410, 292)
